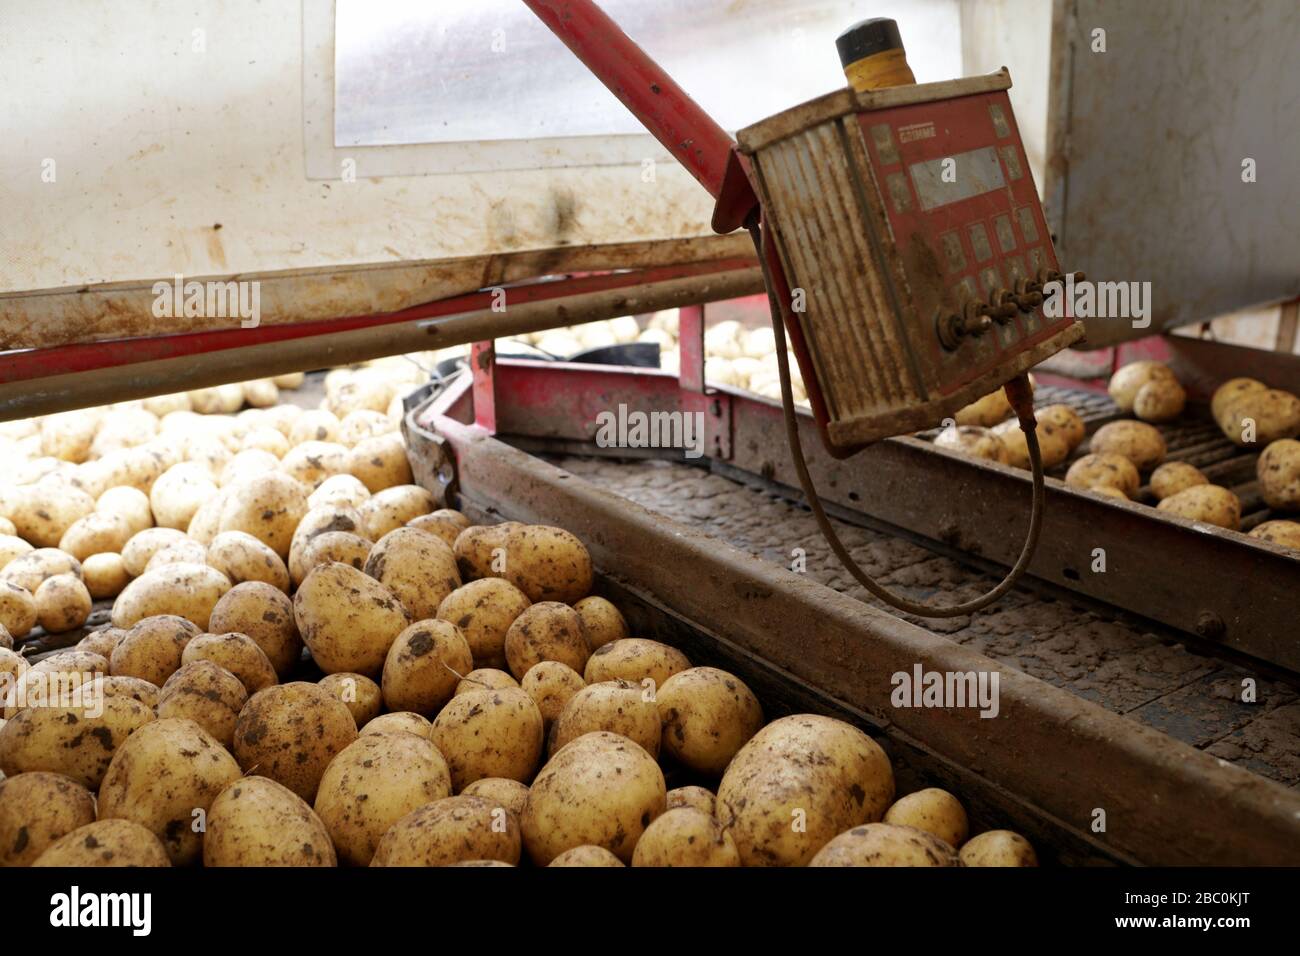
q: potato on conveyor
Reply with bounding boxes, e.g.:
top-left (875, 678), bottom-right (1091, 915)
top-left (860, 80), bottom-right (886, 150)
top-left (32, 819), bottom-right (171, 867)
top-left (991, 419), bottom-right (1071, 469)
top-left (208, 581), bottom-right (302, 677)
top-left (364, 527), bottom-right (462, 621)
top-left (1211, 377), bottom-right (1266, 422)
top-left (204, 776), bottom-right (337, 867)
top-left (381, 620), bottom-right (473, 715)
top-left (34, 573), bottom-right (91, 633)
top-left (548, 844), bottom-right (625, 867)
top-left (550, 679), bottom-right (661, 758)
top-left (583, 637), bottom-right (690, 690)
top-left (318, 672), bottom-right (383, 728)
top-left (959, 829), bottom-right (1039, 866)
top-left (953, 388), bottom-right (1012, 427)
top-left (657, 666), bottom-right (764, 775)
top-left (294, 561), bottom-right (410, 676)
top-left (1065, 453), bottom-right (1140, 498)
top-left (505, 601), bottom-right (590, 679)
top-left (1, 547), bottom-right (82, 594)
top-left (1036, 404), bottom-right (1086, 449)
top-left (0, 697), bottom-right (154, 789)
top-left (933, 424), bottom-right (1009, 463)
top-left (810, 822), bottom-right (959, 866)
top-left (461, 777), bottom-right (530, 819)
top-left (883, 788), bottom-right (969, 849)
top-left (1088, 420), bottom-right (1166, 471)
top-left (157, 660), bottom-right (248, 748)
top-left (231, 682), bottom-right (358, 802)
top-left (572, 595), bottom-right (628, 650)
top-left (430, 686), bottom-right (544, 789)
top-left (110, 614), bottom-right (201, 686)
top-left (1156, 484), bottom-right (1242, 531)
top-left (521, 660), bottom-right (586, 725)
top-left (82, 552), bottom-right (130, 599)
top-left (455, 668), bottom-right (519, 696)
top-left (0, 583), bottom-right (36, 638)
top-left (1107, 360), bottom-right (1178, 413)
top-left (1133, 376), bottom-right (1187, 423)
top-left (361, 711), bottom-right (432, 739)
top-left (1149, 461), bottom-right (1208, 501)
top-left (0, 771), bottom-right (97, 867)
top-left (1216, 386), bottom-right (1300, 446)
top-left (632, 807), bottom-right (740, 867)
top-left (666, 785), bottom-right (717, 816)
top-left (1248, 519), bottom-right (1300, 550)
top-left (1257, 438), bottom-right (1300, 510)
top-left (437, 578), bottom-right (531, 670)
top-left (370, 794), bottom-right (520, 867)
top-left (111, 561), bottom-right (232, 630)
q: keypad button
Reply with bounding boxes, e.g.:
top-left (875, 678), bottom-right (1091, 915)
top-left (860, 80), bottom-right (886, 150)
top-left (1017, 206), bottom-right (1039, 243)
top-left (940, 231), bottom-right (966, 272)
top-left (994, 215), bottom-right (1016, 253)
top-left (968, 222), bottom-right (993, 262)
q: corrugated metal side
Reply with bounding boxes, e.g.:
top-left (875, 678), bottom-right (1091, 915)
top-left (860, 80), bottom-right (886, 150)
top-left (756, 120), bottom-right (923, 421)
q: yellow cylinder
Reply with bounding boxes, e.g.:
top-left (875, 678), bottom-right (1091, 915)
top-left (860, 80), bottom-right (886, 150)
top-left (836, 18), bottom-right (916, 91)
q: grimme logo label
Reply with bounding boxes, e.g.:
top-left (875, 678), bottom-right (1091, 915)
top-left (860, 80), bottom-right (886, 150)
top-left (49, 886), bottom-right (152, 936)
top-left (891, 664), bottom-right (1001, 718)
top-left (594, 403), bottom-right (705, 459)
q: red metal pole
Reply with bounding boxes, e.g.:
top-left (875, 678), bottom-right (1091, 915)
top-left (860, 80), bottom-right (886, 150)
top-left (523, 0), bottom-right (734, 200)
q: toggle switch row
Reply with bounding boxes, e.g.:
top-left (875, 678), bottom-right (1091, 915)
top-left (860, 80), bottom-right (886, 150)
top-left (936, 269), bottom-right (1085, 350)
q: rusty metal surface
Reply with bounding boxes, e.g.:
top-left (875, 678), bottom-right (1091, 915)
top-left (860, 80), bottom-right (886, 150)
top-left (410, 388), bottom-right (1300, 865)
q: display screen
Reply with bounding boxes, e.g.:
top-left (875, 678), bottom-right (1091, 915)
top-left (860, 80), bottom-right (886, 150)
top-left (909, 146), bottom-right (1006, 211)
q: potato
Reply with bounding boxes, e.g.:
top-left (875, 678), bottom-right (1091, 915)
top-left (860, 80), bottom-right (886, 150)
top-left (32, 818), bottom-right (171, 867)
top-left (548, 844), bottom-right (625, 867)
top-left (261, 404), bottom-right (303, 437)
top-left (666, 786), bottom-right (716, 817)
top-left (10, 484), bottom-right (96, 548)
top-left (452, 522), bottom-right (521, 581)
top-left (86, 674), bottom-right (160, 710)
top-left (1088, 420), bottom-right (1166, 471)
top-left (959, 829), bottom-right (1038, 866)
top-left (0, 546), bottom-right (80, 593)
top-left (347, 433), bottom-right (413, 493)
top-left (461, 777), bottom-right (529, 819)
top-left (289, 409), bottom-right (340, 446)
top-left (360, 484), bottom-right (435, 539)
top-left (300, 530), bottom-right (372, 579)
top-left (436, 578), bottom-right (530, 669)
top-left (631, 806), bottom-right (740, 867)
top-left (1218, 387), bottom-right (1300, 446)
top-left (40, 411), bottom-right (98, 463)
top-left (218, 472), bottom-right (309, 558)
top-left (82, 553), bottom-right (130, 599)
top-left (314, 732), bottom-right (453, 866)
top-left (111, 561), bottom-right (231, 630)
top-left (718, 714), bottom-right (895, 866)
top-left (206, 530), bottom-right (291, 592)
top-left (318, 672), bottom-right (382, 728)
top-left (500, 525), bottom-right (593, 604)
top-left (505, 602), bottom-right (590, 680)
top-left (1157, 484), bottom-right (1241, 531)
top-left (0, 697), bottom-right (154, 789)
top-left (0, 624), bottom-right (10, 651)
top-left (242, 427), bottom-right (291, 459)
top-left (883, 788), bottom-right (969, 848)
top-left (991, 418), bottom-right (1071, 469)
top-left (809, 822), bottom-right (958, 866)
top-left (430, 687), bottom-right (544, 790)
top-left (58, 511), bottom-right (132, 561)
top-left (205, 774), bottom-right (336, 867)
top-left (583, 638), bottom-right (689, 691)
top-left (1150, 461), bottom-right (1208, 501)
top-left (455, 668), bottom-right (519, 696)
top-left (1036, 404), bottom-right (1086, 449)
top-left (4, 650), bottom-right (108, 717)
top-left (1134, 377), bottom-right (1187, 423)
top-left (208, 582), bottom-right (302, 677)
top-left (121, 527), bottom-right (189, 577)
top-left (953, 388), bottom-right (1012, 427)
top-left (280, 440), bottom-right (349, 489)
top-left (1108, 360), bottom-right (1178, 413)
top-left (521, 731), bottom-right (665, 865)
top-left (0, 582), bottom-right (37, 638)
top-left (1257, 439), bottom-right (1300, 510)
top-left (551, 680), bottom-right (659, 758)
top-left (232, 682), bottom-right (358, 801)
top-left (1064, 453), bottom-right (1140, 497)
top-left (110, 615), bottom-right (199, 685)
top-left (149, 462), bottom-right (218, 530)
top-left (77, 626), bottom-right (125, 659)
top-left (272, 371), bottom-right (306, 390)
top-left (241, 379), bottom-right (280, 409)
top-left (294, 562), bottom-right (410, 676)
top-left (157, 661), bottom-right (247, 747)
top-left (371, 794), bottom-right (521, 867)
top-left (34, 573), bottom-right (92, 633)
top-left (0, 535), bottom-right (34, 574)
top-left (573, 596), bottom-right (628, 651)
top-left (95, 486), bottom-right (153, 536)
top-left (407, 513), bottom-right (465, 548)
top-left (932, 424), bottom-right (1009, 463)
top-left (1248, 519), bottom-right (1300, 551)
top-left (338, 409), bottom-right (393, 447)
top-left (1211, 378), bottom-right (1266, 421)
top-left (361, 711), bottom-right (432, 738)
top-left (97, 716), bottom-right (241, 865)
top-left (657, 667), bottom-right (764, 775)
top-left (364, 527), bottom-right (461, 621)
top-left (188, 384), bottom-right (244, 415)
top-left (521, 661), bottom-right (585, 725)
top-left (288, 504), bottom-right (367, 585)
top-left (381, 620), bottom-right (473, 715)
top-left (144, 537), bottom-right (207, 572)
top-left (308, 474), bottom-right (371, 511)
top-left (182, 632), bottom-right (278, 695)
top-left (0, 771), bottom-right (98, 866)
top-left (218, 448), bottom-right (280, 487)
top-left (186, 494), bottom-right (227, 547)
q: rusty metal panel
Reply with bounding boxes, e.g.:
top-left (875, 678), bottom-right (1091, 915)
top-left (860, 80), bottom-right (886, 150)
top-left (1044, 0), bottom-right (1300, 347)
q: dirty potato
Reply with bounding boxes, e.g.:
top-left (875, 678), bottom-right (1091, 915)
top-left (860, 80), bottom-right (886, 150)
top-left (157, 661), bottom-right (248, 748)
top-left (279, 440), bottom-right (350, 489)
top-left (1150, 461), bottom-right (1208, 501)
top-left (347, 432), bottom-right (413, 493)
top-left (318, 672), bottom-right (383, 728)
top-left (32, 819), bottom-right (171, 867)
top-left (86, 674), bottom-right (161, 710)
top-left (381, 620), bottom-right (474, 715)
top-left (1064, 453), bottom-right (1140, 497)
top-left (364, 527), bottom-right (462, 621)
top-left (436, 578), bottom-right (531, 669)
top-left (933, 424), bottom-right (1009, 463)
top-left (0, 583), bottom-right (36, 638)
top-left (953, 388), bottom-right (1012, 427)
top-left (548, 844), bottom-right (625, 867)
top-left (208, 582), bottom-right (302, 677)
top-left (461, 777), bottom-right (529, 819)
top-left (504, 602), bottom-right (590, 679)
top-left (521, 661), bottom-right (586, 725)
top-left (657, 667), bottom-right (764, 775)
top-left (583, 638), bottom-right (689, 691)
top-left (1107, 361), bottom-right (1177, 411)
top-left (110, 561), bottom-right (232, 630)
top-left (1089, 420), bottom-right (1166, 471)
top-left (451, 522), bottom-right (523, 580)
top-left (1134, 377), bottom-right (1187, 423)
top-left (204, 776), bottom-right (337, 867)
top-left (314, 732), bottom-right (453, 866)
top-left (551, 680), bottom-right (660, 758)
top-left (308, 474), bottom-right (371, 511)
top-left (809, 822), bottom-right (959, 866)
top-left (359, 485), bottom-right (436, 542)
top-left (1157, 484), bottom-right (1241, 530)
top-left (631, 807), bottom-right (740, 867)
top-left (110, 615), bottom-right (201, 685)
top-left (883, 788), bottom-right (970, 848)
top-left (959, 829), bottom-right (1039, 866)
top-left (0, 771), bottom-right (98, 866)
top-left (206, 530), bottom-right (291, 592)
top-left (1257, 439), bottom-right (1300, 510)
top-left (10, 485), bottom-right (97, 548)
top-left (181, 632), bottom-right (278, 694)
top-left (34, 573), bottom-right (92, 633)
top-left (288, 505), bottom-right (368, 585)
top-left (371, 794), bottom-right (520, 867)
top-left (83, 553), bottom-right (130, 599)
top-left (573, 596), bottom-right (628, 651)
top-left (294, 562), bottom-right (410, 676)
top-left (455, 668), bottom-right (520, 696)
top-left (300, 531), bottom-right (372, 579)
top-left (120, 527), bottom-right (189, 577)
top-left (361, 712), bottom-right (432, 739)
top-left (0, 696), bottom-right (154, 789)
top-left (991, 419), bottom-right (1071, 469)
top-left (1036, 404), bottom-right (1086, 450)
top-left (1217, 387), bottom-right (1300, 446)
top-left (59, 512), bottom-right (133, 562)
top-left (231, 682), bottom-right (358, 802)
top-left (521, 731), bottom-right (666, 865)
top-left (498, 525), bottom-right (594, 604)
top-left (98, 717), bottom-right (242, 865)
top-left (666, 786), bottom-right (716, 817)
top-left (218, 472), bottom-right (310, 558)
top-left (430, 687), bottom-right (544, 789)
top-left (1249, 519), bottom-right (1300, 551)
top-left (2, 547), bottom-right (82, 594)
top-left (96, 486), bottom-right (153, 536)
top-left (407, 512), bottom-right (466, 548)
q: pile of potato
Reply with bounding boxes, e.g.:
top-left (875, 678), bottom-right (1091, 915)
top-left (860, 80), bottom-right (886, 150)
top-left (0, 447), bottom-right (1036, 865)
